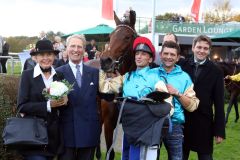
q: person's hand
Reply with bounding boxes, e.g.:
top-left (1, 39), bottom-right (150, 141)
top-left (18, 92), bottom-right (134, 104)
top-left (95, 51), bottom-right (101, 59)
top-left (115, 70), bottom-right (121, 76)
top-left (106, 70), bottom-right (120, 79)
top-left (63, 96), bottom-right (68, 105)
top-left (50, 96), bottom-right (68, 108)
top-left (215, 136), bottom-right (224, 144)
top-left (224, 75), bottom-right (230, 79)
top-left (166, 84), bottom-right (179, 96)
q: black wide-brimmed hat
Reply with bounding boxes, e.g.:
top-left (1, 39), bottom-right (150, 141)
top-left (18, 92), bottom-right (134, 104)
top-left (30, 39), bottom-right (59, 56)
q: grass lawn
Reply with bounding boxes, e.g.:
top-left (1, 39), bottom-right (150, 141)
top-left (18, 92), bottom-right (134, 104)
top-left (99, 104), bottom-right (240, 160)
top-left (6, 61), bottom-right (22, 75)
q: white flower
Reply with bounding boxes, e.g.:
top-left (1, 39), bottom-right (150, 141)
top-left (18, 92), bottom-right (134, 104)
top-left (49, 81), bottom-right (68, 96)
top-left (42, 80), bottom-right (74, 100)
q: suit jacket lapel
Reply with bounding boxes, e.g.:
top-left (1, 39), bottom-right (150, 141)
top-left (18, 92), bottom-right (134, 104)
top-left (54, 72), bottom-right (64, 81)
top-left (34, 74), bottom-right (46, 91)
top-left (80, 64), bottom-right (92, 95)
top-left (185, 58), bottom-right (195, 82)
top-left (195, 60), bottom-right (210, 84)
top-left (62, 64), bottom-right (94, 97)
top-left (63, 64), bottom-right (77, 88)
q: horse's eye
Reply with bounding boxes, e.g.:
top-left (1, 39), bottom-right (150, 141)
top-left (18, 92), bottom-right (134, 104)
top-left (125, 36), bottom-right (131, 40)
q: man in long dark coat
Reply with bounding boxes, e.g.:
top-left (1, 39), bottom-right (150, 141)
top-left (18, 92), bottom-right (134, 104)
top-left (180, 35), bottom-right (225, 160)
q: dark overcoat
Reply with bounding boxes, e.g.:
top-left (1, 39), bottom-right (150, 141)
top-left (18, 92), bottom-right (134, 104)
top-left (180, 57), bottom-right (225, 153)
top-left (56, 64), bottom-right (101, 147)
top-left (17, 69), bottom-right (64, 156)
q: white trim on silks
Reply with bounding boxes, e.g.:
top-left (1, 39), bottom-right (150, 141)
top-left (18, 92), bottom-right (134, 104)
top-left (140, 145), bottom-right (158, 160)
top-left (121, 134), bottom-right (124, 160)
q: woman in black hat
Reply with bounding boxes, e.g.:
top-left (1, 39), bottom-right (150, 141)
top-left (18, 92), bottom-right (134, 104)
top-left (17, 39), bottom-right (68, 160)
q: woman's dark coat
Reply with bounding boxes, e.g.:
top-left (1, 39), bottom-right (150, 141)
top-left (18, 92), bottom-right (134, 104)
top-left (17, 69), bottom-right (64, 156)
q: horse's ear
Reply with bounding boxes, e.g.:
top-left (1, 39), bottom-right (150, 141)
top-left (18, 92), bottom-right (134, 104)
top-left (114, 11), bottom-right (121, 26)
top-left (129, 10), bottom-right (136, 30)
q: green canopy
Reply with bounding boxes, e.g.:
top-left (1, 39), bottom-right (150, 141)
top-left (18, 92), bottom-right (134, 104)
top-left (211, 29), bottom-right (240, 43)
top-left (62, 24), bottom-right (114, 38)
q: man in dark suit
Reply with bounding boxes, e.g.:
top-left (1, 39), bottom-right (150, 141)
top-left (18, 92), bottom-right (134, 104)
top-left (180, 35), bottom-right (225, 160)
top-left (57, 34), bottom-right (101, 160)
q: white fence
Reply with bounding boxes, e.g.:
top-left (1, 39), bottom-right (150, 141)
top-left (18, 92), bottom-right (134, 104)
top-left (0, 52), bottom-right (30, 74)
top-left (0, 55), bottom-right (15, 74)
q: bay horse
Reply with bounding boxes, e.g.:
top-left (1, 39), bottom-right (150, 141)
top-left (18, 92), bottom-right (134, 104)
top-left (86, 10), bottom-right (137, 160)
top-left (216, 61), bottom-right (240, 124)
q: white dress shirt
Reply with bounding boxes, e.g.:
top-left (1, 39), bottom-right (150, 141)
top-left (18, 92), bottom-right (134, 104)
top-left (68, 60), bottom-right (83, 78)
top-left (33, 63), bottom-right (56, 112)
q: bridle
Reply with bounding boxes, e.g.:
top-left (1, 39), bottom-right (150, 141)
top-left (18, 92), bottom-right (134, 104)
top-left (109, 24), bottom-right (138, 72)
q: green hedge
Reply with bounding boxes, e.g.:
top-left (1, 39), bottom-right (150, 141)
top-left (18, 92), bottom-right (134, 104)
top-left (0, 74), bottom-right (23, 160)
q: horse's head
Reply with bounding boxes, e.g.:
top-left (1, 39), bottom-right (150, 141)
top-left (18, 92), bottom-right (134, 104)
top-left (101, 10), bottom-right (137, 75)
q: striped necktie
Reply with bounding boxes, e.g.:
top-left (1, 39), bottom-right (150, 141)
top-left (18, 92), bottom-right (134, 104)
top-left (76, 64), bottom-right (82, 87)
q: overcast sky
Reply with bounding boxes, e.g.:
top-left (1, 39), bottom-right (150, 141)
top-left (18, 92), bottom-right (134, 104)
top-left (0, 0), bottom-right (240, 37)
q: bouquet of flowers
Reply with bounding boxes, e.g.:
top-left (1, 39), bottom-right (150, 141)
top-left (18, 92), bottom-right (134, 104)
top-left (42, 80), bottom-right (74, 100)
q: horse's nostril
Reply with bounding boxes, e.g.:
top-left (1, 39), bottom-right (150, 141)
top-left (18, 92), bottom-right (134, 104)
top-left (100, 57), bottom-right (114, 72)
top-left (100, 57), bottom-right (113, 64)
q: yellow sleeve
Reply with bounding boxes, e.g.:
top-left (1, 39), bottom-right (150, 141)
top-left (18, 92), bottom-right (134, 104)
top-left (99, 70), bottom-right (124, 94)
top-left (183, 84), bottom-right (199, 112)
top-left (230, 72), bottom-right (240, 82)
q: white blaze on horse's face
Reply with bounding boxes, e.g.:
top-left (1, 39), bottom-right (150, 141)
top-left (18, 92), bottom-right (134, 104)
top-left (192, 41), bottom-right (210, 61)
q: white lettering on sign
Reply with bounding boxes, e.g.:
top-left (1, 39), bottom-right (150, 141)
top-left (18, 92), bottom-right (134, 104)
top-left (172, 25), bottom-right (233, 34)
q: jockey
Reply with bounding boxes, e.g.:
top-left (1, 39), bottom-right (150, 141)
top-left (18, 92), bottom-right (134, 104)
top-left (99, 36), bottom-right (173, 160)
top-left (225, 72), bottom-right (240, 82)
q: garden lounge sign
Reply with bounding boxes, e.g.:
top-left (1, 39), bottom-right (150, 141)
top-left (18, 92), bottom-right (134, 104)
top-left (155, 21), bottom-right (240, 35)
